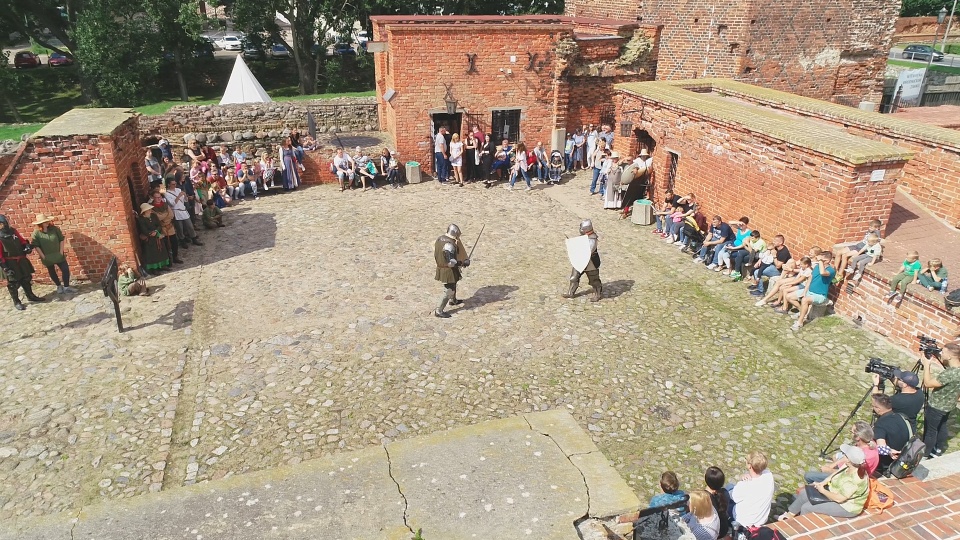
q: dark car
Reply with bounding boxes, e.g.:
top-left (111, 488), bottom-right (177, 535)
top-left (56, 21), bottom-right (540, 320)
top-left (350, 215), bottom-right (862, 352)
top-left (267, 43), bottom-right (290, 59)
top-left (242, 40), bottom-right (265, 61)
top-left (333, 43), bottom-right (356, 56)
top-left (902, 44), bottom-right (944, 62)
top-left (13, 51), bottom-right (41, 68)
top-left (193, 41), bottom-right (215, 59)
top-left (48, 52), bottom-right (73, 67)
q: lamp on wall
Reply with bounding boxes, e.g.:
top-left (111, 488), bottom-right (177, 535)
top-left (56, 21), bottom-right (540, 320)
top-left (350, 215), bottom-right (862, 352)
top-left (443, 85), bottom-right (458, 115)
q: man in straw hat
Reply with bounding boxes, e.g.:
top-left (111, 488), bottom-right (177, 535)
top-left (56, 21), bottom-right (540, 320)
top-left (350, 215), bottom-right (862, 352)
top-left (0, 215), bottom-right (45, 311)
top-left (30, 213), bottom-right (77, 295)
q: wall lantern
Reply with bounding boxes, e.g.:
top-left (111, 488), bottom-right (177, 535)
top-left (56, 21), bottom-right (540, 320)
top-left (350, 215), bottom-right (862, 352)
top-left (619, 119), bottom-right (634, 138)
top-left (443, 85), bottom-right (458, 115)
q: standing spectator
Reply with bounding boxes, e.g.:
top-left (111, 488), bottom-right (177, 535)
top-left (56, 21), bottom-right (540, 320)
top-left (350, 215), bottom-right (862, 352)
top-left (333, 148), bottom-right (355, 192)
top-left (704, 467), bottom-right (731, 539)
top-left (464, 132), bottom-right (478, 182)
top-left (136, 204), bottom-right (172, 273)
top-left (164, 179), bottom-right (203, 249)
top-left (792, 250), bottom-right (835, 331)
top-left (378, 148), bottom-right (392, 185)
top-left (162, 156), bottom-right (183, 187)
top-left (506, 142), bottom-right (532, 191)
top-left (158, 139), bottom-right (172, 161)
top-left (918, 258), bottom-right (948, 293)
top-left (279, 137), bottom-right (301, 190)
top-left (434, 126), bottom-right (449, 183)
top-left (150, 190), bottom-right (182, 264)
top-left (184, 139), bottom-right (209, 175)
top-left (480, 133), bottom-right (495, 184)
top-left (385, 150), bottom-right (401, 188)
top-left (885, 250), bottom-right (921, 303)
top-left (449, 133), bottom-right (464, 186)
top-left (471, 124), bottom-right (485, 147)
top-left (598, 123), bottom-right (614, 149)
top-left (30, 214), bottom-right (76, 294)
top-left (564, 133), bottom-right (575, 172)
top-left (648, 471), bottom-right (687, 508)
top-left (728, 450), bottom-right (775, 528)
top-left (589, 139), bottom-right (608, 195)
top-left (920, 342), bottom-right (960, 459)
top-left (572, 128), bottom-right (586, 171)
top-left (682, 491), bottom-right (720, 540)
top-left (145, 148), bottom-right (163, 187)
top-left (585, 124), bottom-right (598, 169)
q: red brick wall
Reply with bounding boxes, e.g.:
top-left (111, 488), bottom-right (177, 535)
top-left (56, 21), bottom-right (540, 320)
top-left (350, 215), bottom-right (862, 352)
top-left (0, 117), bottom-right (145, 283)
top-left (617, 93), bottom-right (906, 252)
top-left (565, 0), bottom-right (640, 20)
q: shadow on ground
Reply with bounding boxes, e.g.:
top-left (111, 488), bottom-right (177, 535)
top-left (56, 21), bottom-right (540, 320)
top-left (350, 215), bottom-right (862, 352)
top-left (461, 284), bottom-right (519, 312)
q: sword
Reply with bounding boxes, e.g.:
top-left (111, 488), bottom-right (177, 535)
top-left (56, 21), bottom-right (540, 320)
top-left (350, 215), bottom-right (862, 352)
top-left (467, 224), bottom-right (485, 261)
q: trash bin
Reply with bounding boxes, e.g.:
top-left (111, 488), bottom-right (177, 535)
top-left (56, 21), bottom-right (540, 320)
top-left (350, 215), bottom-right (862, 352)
top-left (632, 199), bottom-right (654, 226)
top-left (406, 161), bottom-right (421, 184)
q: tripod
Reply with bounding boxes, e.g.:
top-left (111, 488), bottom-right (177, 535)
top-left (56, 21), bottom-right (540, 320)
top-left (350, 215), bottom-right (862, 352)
top-left (820, 385), bottom-right (876, 459)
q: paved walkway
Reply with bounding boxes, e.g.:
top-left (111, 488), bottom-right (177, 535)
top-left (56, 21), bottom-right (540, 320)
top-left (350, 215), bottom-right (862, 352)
top-left (0, 171), bottom-right (935, 534)
top-left (3, 410), bottom-right (638, 540)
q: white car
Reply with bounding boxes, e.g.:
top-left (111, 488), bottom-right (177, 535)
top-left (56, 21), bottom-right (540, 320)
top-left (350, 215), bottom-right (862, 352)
top-left (216, 36), bottom-right (242, 51)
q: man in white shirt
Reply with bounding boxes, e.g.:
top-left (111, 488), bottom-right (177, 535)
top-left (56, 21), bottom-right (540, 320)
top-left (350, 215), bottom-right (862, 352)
top-left (729, 450), bottom-right (775, 527)
top-left (434, 127), bottom-right (449, 183)
top-left (164, 178), bottom-right (202, 248)
top-left (333, 148), bottom-right (355, 192)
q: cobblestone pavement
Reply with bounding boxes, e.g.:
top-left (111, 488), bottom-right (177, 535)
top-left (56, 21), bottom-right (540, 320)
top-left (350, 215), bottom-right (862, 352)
top-left (0, 172), bottom-right (925, 527)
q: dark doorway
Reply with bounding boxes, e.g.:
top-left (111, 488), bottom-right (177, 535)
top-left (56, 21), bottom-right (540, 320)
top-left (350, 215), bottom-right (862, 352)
top-left (431, 112), bottom-right (462, 175)
top-left (491, 109), bottom-right (521, 143)
top-left (636, 130), bottom-right (656, 155)
top-left (666, 151), bottom-right (679, 192)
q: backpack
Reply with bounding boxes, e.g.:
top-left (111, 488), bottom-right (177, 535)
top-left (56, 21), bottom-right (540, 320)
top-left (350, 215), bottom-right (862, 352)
top-left (885, 413), bottom-right (926, 479)
top-left (864, 477), bottom-right (895, 513)
top-left (946, 288), bottom-right (960, 308)
top-left (732, 525), bottom-right (789, 540)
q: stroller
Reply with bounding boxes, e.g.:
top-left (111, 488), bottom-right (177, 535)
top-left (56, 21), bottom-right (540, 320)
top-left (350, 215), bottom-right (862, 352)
top-left (681, 212), bottom-right (708, 255)
top-left (548, 150), bottom-right (564, 184)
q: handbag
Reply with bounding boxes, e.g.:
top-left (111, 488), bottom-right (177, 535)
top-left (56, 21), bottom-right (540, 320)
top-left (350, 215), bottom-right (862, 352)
top-left (805, 484), bottom-right (832, 505)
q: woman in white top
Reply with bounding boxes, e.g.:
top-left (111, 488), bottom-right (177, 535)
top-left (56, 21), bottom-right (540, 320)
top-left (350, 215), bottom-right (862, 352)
top-left (683, 491), bottom-right (720, 540)
top-left (506, 141), bottom-right (532, 191)
top-left (586, 124), bottom-right (598, 168)
top-left (449, 133), bottom-right (464, 186)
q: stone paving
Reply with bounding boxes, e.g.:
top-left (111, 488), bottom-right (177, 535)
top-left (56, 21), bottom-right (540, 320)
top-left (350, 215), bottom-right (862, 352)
top-left (0, 170), bottom-right (930, 531)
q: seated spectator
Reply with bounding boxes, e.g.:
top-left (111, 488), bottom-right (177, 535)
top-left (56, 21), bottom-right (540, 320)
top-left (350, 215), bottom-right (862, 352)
top-left (649, 471), bottom-right (687, 508)
top-left (730, 229), bottom-right (765, 281)
top-left (290, 129), bottom-right (305, 165)
top-left (790, 251), bottom-right (835, 331)
top-left (757, 257), bottom-right (804, 308)
top-left (728, 450), bottom-right (774, 528)
top-left (118, 265), bottom-right (148, 296)
top-left (835, 218), bottom-right (883, 276)
top-left (779, 444), bottom-right (869, 520)
top-left (871, 394), bottom-right (911, 474)
top-left (237, 163), bottom-right (259, 200)
top-left (873, 368), bottom-right (923, 431)
top-left (717, 218), bottom-right (752, 275)
top-left (260, 154), bottom-right (277, 190)
top-left (232, 146), bottom-right (247, 176)
top-left (673, 194), bottom-right (699, 248)
top-left (653, 190), bottom-right (682, 235)
top-left (216, 145), bottom-right (233, 174)
top-left (388, 151), bottom-right (401, 188)
top-left (682, 491), bottom-right (720, 540)
top-left (333, 148), bottom-right (355, 192)
top-left (804, 421), bottom-right (879, 483)
top-left (918, 258), bottom-right (948, 293)
top-left (885, 250), bottom-right (921, 303)
top-left (845, 233), bottom-right (882, 282)
top-left (750, 235), bottom-right (792, 296)
top-left (663, 206), bottom-right (686, 243)
top-left (356, 153), bottom-right (378, 190)
top-left (490, 145), bottom-right (511, 181)
top-left (695, 216), bottom-right (734, 267)
top-left (704, 466), bottom-right (731, 539)
top-left (223, 169), bottom-right (240, 202)
top-left (202, 199), bottom-right (225, 229)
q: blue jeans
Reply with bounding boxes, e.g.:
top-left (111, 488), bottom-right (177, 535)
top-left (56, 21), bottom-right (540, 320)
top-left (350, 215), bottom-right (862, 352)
top-left (45, 261), bottom-right (70, 287)
top-left (655, 215), bottom-right (668, 232)
top-left (435, 152), bottom-right (448, 181)
top-left (509, 168), bottom-right (532, 188)
top-left (757, 265), bottom-right (780, 292)
top-left (565, 152), bottom-right (572, 171)
top-left (590, 167), bottom-right (602, 193)
top-left (536, 162), bottom-right (548, 181)
top-left (293, 146), bottom-right (305, 164)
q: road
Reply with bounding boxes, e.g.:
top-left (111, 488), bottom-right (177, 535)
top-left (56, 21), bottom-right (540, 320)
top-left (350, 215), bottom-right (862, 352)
top-left (889, 46), bottom-right (960, 68)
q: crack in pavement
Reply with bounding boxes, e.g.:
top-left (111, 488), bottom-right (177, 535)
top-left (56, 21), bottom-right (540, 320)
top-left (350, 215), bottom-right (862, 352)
top-left (521, 416), bottom-right (593, 519)
top-left (68, 504), bottom-right (82, 540)
top-left (383, 444), bottom-right (414, 536)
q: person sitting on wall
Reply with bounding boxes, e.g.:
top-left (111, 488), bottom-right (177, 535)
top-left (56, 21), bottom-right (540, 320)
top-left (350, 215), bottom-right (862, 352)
top-left (727, 450), bottom-right (775, 528)
top-left (489, 144), bottom-right (511, 183)
top-left (648, 471), bottom-right (687, 509)
top-left (355, 153), bottom-right (379, 191)
top-left (333, 148), bottom-right (355, 192)
top-left (918, 258), bottom-right (948, 293)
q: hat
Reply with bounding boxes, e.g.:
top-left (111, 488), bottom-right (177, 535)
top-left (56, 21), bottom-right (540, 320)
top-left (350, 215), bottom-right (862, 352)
top-left (32, 213), bottom-right (55, 225)
top-left (610, 151), bottom-right (620, 159)
top-left (639, 148), bottom-right (650, 157)
top-left (893, 369), bottom-right (920, 388)
top-left (159, 139), bottom-right (168, 146)
top-left (139, 203), bottom-right (154, 214)
top-left (355, 146), bottom-right (362, 153)
top-left (840, 444), bottom-right (866, 466)
top-left (390, 150), bottom-right (397, 155)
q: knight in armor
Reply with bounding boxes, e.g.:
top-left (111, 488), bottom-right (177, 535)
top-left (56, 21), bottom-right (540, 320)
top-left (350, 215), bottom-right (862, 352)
top-left (0, 215), bottom-right (46, 311)
top-left (563, 219), bottom-right (602, 302)
top-left (434, 223), bottom-right (470, 318)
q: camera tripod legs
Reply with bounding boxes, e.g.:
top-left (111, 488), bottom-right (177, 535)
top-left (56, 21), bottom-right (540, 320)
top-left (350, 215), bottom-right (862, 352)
top-left (820, 386), bottom-right (876, 459)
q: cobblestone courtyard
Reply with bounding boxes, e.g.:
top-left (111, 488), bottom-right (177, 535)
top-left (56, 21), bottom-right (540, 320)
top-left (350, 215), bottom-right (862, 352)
top-left (0, 172), bottom-right (923, 527)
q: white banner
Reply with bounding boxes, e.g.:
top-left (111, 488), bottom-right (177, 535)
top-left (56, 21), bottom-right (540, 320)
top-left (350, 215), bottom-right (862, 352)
top-left (895, 68), bottom-right (926, 104)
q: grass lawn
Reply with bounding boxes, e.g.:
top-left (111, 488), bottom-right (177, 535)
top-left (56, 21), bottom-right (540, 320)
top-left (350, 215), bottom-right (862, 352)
top-left (887, 59), bottom-right (960, 75)
top-left (0, 123), bottom-right (45, 141)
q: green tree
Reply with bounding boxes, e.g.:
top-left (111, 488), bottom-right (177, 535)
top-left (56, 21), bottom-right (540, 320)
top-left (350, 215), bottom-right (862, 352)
top-left (902, 0), bottom-right (948, 17)
top-left (146, 0), bottom-right (205, 102)
top-left (0, 51), bottom-right (23, 123)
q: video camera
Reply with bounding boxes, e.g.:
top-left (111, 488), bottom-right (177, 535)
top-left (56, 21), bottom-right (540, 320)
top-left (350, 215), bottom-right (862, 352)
top-left (918, 335), bottom-right (942, 359)
top-left (864, 357), bottom-right (898, 385)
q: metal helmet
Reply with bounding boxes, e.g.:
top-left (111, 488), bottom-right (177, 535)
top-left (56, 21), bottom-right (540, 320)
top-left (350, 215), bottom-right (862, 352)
top-left (446, 223), bottom-right (461, 239)
top-left (0, 215), bottom-right (8, 227)
top-left (579, 219), bottom-right (593, 235)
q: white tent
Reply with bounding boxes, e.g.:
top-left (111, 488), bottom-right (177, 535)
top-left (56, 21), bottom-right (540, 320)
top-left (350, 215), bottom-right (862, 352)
top-left (219, 56), bottom-right (272, 105)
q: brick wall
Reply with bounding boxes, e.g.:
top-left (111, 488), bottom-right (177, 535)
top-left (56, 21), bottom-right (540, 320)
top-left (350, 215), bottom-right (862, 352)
top-left (616, 91), bottom-right (906, 252)
top-left (565, 0), bottom-right (640, 20)
top-left (0, 117), bottom-right (145, 283)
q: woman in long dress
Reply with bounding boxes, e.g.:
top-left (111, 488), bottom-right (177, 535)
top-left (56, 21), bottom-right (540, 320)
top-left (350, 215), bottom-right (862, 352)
top-left (136, 203), bottom-right (171, 273)
top-left (279, 137), bottom-right (301, 190)
top-left (464, 133), bottom-right (477, 182)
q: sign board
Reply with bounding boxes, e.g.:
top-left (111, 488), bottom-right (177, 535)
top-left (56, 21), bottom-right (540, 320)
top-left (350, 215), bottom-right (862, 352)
top-left (365, 41), bottom-right (387, 53)
top-left (870, 169), bottom-right (885, 182)
top-left (894, 68), bottom-right (926, 104)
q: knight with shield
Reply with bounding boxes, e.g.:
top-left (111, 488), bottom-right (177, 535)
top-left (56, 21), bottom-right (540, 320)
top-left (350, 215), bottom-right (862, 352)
top-left (563, 219), bottom-right (602, 302)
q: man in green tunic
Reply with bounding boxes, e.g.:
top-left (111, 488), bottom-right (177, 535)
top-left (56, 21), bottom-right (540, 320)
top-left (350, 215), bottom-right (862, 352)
top-left (30, 213), bottom-right (77, 295)
top-left (0, 215), bottom-right (46, 311)
top-left (136, 204), bottom-right (172, 273)
top-left (434, 223), bottom-right (470, 318)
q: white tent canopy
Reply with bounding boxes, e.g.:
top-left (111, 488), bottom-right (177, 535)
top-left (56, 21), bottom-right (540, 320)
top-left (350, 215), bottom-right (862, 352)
top-left (219, 56), bottom-right (272, 105)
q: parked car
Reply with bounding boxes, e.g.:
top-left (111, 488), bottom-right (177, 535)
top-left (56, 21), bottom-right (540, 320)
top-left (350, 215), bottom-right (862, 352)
top-left (13, 51), bottom-right (41, 68)
top-left (354, 30), bottom-right (369, 44)
top-left (215, 35), bottom-right (242, 51)
top-left (48, 52), bottom-right (73, 67)
top-left (332, 43), bottom-right (356, 56)
top-left (268, 43), bottom-right (290, 59)
top-left (242, 40), bottom-right (265, 61)
top-left (902, 44), bottom-right (944, 62)
top-left (193, 41), bottom-right (215, 59)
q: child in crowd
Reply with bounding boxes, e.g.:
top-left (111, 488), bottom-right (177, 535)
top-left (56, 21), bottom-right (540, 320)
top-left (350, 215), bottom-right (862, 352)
top-left (665, 206), bottom-right (686, 242)
top-left (835, 219), bottom-right (883, 276)
top-left (387, 151), bottom-right (401, 188)
top-left (886, 250), bottom-right (921, 303)
top-left (648, 471), bottom-right (687, 509)
top-left (202, 199), bottom-right (225, 229)
top-left (118, 265), bottom-right (148, 296)
top-left (750, 245), bottom-right (777, 286)
top-left (845, 233), bottom-right (882, 281)
top-left (260, 155), bottom-right (276, 190)
top-left (918, 258), bottom-right (948, 293)
top-left (769, 257), bottom-right (813, 311)
top-left (564, 133), bottom-right (575, 172)
top-left (704, 467), bottom-right (731, 539)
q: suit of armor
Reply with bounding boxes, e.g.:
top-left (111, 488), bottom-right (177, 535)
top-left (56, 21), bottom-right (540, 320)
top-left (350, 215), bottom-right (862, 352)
top-left (0, 216), bottom-right (45, 311)
top-left (434, 224), bottom-right (469, 318)
top-left (563, 219), bottom-right (602, 302)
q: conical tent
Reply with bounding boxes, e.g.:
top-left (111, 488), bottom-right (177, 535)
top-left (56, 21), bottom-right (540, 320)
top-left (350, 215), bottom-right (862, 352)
top-left (219, 55), bottom-right (272, 105)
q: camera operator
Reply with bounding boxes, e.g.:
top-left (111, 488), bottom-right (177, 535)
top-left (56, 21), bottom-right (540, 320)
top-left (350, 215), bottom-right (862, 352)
top-left (871, 369), bottom-right (923, 431)
top-left (920, 342), bottom-right (960, 459)
top-left (870, 394), bottom-right (911, 474)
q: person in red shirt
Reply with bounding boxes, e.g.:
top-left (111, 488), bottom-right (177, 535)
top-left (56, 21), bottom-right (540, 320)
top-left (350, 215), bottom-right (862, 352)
top-left (803, 421), bottom-right (879, 483)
